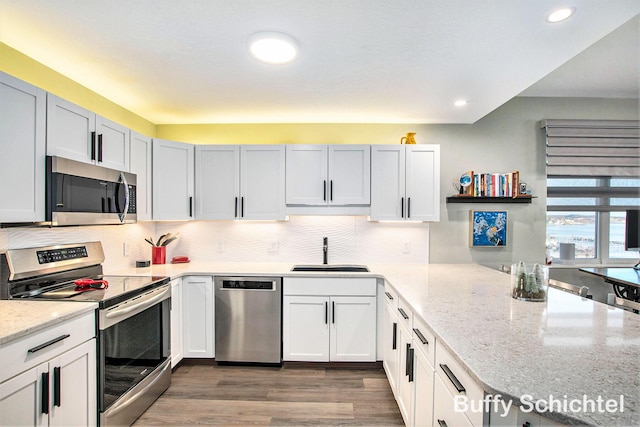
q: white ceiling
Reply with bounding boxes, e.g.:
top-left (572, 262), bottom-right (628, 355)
top-left (0, 0), bottom-right (638, 124)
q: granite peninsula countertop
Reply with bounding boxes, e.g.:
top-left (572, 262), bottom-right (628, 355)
top-left (0, 301), bottom-right (97, 345)
top-left (110, 261), bottom-right (639, 426)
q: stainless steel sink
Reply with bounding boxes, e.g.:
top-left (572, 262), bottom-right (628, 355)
top-left (291, 264), bottom-right (370, 272)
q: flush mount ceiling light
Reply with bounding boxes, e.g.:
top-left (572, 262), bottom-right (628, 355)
top-left (547, 7), bottom-right (575, 23)
top-left (248, 32), bottom-right (298, 64)
top-left (454, 99), bottom-right (468, 107)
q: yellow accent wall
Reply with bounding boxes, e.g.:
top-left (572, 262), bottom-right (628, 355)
top-left (0, 43), bottom-right (156, 136)
top-left (156, 123), bottom-right (420, 145)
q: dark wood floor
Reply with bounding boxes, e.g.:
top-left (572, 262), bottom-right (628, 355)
top-left (133, 362), bottom-right (404, 426)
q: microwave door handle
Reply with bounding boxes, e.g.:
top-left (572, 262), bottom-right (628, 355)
top-left (117, 172), bottom-right (130, 222)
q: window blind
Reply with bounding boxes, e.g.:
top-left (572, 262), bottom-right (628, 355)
top-left (541, 119), bottom-right (640, 177)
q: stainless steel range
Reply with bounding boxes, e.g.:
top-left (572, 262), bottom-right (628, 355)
top-left (0, 241), bottom-right (171, 426)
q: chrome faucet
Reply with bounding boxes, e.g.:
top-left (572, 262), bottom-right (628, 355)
top-left (323, 237), bottom-right (328, 264)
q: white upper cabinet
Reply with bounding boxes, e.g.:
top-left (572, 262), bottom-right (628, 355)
top-left (286, 145), bottom-right (370, 206)
top-left (152, 139), bottom-right (194, 221)
top-left (196, 145), bottom-right (285, 220)
top-left (0, 72), bottom-right (46, 222)
top-left (46, 94), bottom-right (130, 171)
top-left (371, 144), bottom-right (440, 221)
top-left (129, 131), bottom-right (153, 220)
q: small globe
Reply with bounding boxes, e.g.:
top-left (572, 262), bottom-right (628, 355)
top-left (460, 173), bottom-right (472, 187)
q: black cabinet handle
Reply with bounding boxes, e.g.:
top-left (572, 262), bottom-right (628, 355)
top-left (440, 363), bottom-right (466, 393)
top-left (97, 134), bottom-right (103, 162)
top-left (330, 180), bottom-right (333, 201)
top-left (323, 180), bottom-right (327, 201)
top-left (408, 347), bottom-right (414, 382)
top-left (324, 301), bottom-right (328, 324)
top-left (401, 197), bottom-right (404, 218)
top-left (522, 422), bottom-right (532, 427)
top-left (90, 131), bottom-right (96, 161)
top-left (398, 307), bottom-right (409, 320)
top-left (413, 328), bottom-right (429, 345)
top-left (384, 291), bottom-right (394, 301)
top-left (41, 372), bottom-right (49, 414)
top-left (392, 322), bottom-right (397, 350)
top-left (407, 197), bottom-right (411, 218)
top-left (332, 300), bottom-right (335, 324)
top-left (241, 197), bottom-right (244, 217)
top-left (28, 334), bottom-right (70, 354)
top-left (405, 343), bottom-right (411, 376)
top-left (437, 420), bottom-right (448, 427)
top-left (234, 197), bottom-right (238, 218)
top-left (189, 196), bottom-right (193, 217)
top-left (53, 366), bottom-right (61, 407)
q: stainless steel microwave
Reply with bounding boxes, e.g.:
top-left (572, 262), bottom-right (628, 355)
top-left (46, 156), bottom-right (136, 226)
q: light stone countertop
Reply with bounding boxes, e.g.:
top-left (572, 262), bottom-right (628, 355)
top-left (110, 261), bottom-right (640, 426)
top-left (0, 301), bottom-right (97, 345)
top-left (4, 261), bottom-right (636, 425)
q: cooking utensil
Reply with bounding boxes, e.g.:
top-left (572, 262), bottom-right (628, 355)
top-left (156, 234), bottom-right (167, 246)
top-left (74, 278), bottom-right (109, 291)
top-left (144, 238), bottom-right (155, 246)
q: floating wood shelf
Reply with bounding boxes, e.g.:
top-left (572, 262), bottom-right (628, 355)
top-left (446, 195), bottom-right (534, 204)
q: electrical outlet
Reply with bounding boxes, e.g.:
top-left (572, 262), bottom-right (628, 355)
top-left (267, 239), bottom-right (279, 253)
top-left (123, 242), bottom-right (130, 256)
top-left (403, 242), bottom-right (411, 254)
top-left (217, 241), bottom-right (225, 253)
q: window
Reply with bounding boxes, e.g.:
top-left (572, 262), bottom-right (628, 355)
top-left (542, 120), bottom-right (640, 265)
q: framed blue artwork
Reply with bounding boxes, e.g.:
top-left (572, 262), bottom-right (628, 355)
top-left (470, 210), bottom-right (507, 247)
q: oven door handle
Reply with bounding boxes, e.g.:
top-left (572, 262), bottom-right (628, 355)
top-left (104, 285), bottom-right (170, 321)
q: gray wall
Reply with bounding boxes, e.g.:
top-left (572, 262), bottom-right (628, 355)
top-left (426, 96), bottom-right (639, 266)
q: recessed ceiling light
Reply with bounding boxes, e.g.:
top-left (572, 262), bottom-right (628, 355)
top-left (248, 32), bottom-right (298, 64)
top-left (454, 99), bottom-right (468, 107)
top-left (547, 7), bottom-right (575, 23)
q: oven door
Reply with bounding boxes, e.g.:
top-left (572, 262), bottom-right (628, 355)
top-left (98, 284), bottom-right (171, 425)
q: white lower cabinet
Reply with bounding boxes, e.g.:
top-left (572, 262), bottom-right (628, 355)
top-left (182, 276), bottom-right (214, 358)
top-left (433, 373), bottom-right (474, 427)
top-left (396, 320), bottom-right (414, 425)
top-left (383, 301), bottom-right (400, 394)
top-left (283, 277), bottom-right (377, 362)
top-left (0, 312), bottom-right (97, 426)
top-left (170, 278), bottom-right (184, 367)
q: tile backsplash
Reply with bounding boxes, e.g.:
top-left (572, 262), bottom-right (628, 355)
top-left (0, 216), bottom-right (429, 272)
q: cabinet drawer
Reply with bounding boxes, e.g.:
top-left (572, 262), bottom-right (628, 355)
top-left (412, 315), bottom-right (436, 366)
top-left (284, 277), bottom-right (376, 296)
top-left (435, 342), bottom-right (485, 426)
top-left (383, 282), bottom-right (398, 309)
top-left (396, 297), bottom-right (412, 331)
top-left (0, 311), bottom-right (95, 383)
top-left (433, 373), bottom-right (474, 427)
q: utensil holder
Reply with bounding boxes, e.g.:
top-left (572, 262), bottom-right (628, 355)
top-left (152, 246), bottom-right (166, 264)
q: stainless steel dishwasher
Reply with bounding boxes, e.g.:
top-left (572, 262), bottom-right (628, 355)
top-left (214, 276), bottom-right (282, 364)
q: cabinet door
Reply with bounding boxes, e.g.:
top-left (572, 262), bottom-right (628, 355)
top-left (413, 346), bottom-right (434, 427)
top-left (285, 145), bottom-right (328, 205)
top-left (370, 145), bottom-right (406, 221)
top-left (330, 296), bottom-right (376, 362)
top-left (405, 145), bottom-right (440, 221)
top-left (49, 340), bottom-right (97, 427)
top-left (152, 139), bottom-right (195, 220)
top-left (182, 276), bottom-right (214, 358)
top-left (170, 278), bottom-right (184, 367)
top-left (383, 302), bottom-right (400, 395)
top-left (241, 145), bottom-right (286, 220)
top-left (0, 362), bottom-right (47, 427)
top-left (396, 322), bottom-right (413, 425)
top-left (95, 115), bottom-right (129, 171)
top-left (328, 145), bottom-right (370, 205)
top-left (46, 94), bottom-right (95, 163)
top-left (283, 295), bottom-right (330, 362)
top-left (195, 145), bottom-right (240, 220)
top-left (129, 131), bottom-right (152, 220)
top-left (0, 72), bottom-right (46, 222)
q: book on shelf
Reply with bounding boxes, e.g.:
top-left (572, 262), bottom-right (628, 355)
top-left (463, 170), bottom-right (521, 198)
